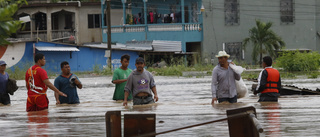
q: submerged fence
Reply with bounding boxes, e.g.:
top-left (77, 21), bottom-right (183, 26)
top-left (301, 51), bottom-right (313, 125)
top-left (105, 106), bottom-right (263, 137)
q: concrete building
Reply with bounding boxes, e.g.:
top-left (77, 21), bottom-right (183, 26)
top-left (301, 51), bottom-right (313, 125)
top-left (16, 1), bottom-right (106, 45)
top-left (101, 0), bottom-right (204, 65)
top-left (0, 0), bottom-right (140, 72)
top-left (202, 0), bottom-right (320, 64)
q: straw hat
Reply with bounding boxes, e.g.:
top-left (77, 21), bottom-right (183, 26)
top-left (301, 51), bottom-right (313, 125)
top-left (215, 51), bottom-right (230, 58)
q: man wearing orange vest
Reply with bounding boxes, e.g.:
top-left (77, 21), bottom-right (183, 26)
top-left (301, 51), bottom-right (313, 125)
top-left (255, 56), bottom-right (281, 102)
top-left (25, 53), bottom-right (67, 112)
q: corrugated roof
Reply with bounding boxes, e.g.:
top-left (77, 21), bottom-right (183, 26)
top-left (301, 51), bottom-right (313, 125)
top-left (125, 41), bottom-right (153, 51)
top-left (82, 40), bottom-right (182, 52)
top-left (152, 40), bottom-right (181, 52)
top-left (36, 46), bottom-right (80, 51)
top-left (82, 43), bottom-right (110, 49)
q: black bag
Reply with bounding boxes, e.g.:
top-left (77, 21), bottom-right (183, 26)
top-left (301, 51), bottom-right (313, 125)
top-left (6, 78), bottom-right (18, 95)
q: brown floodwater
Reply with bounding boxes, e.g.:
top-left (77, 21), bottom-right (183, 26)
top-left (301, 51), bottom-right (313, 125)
top-left (1, 76), bottom-right (320, 137)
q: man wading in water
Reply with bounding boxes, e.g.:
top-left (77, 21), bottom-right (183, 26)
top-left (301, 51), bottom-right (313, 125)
top-left (211, 51), bottom-right (241, 104)
top-left (123, 57), bottom-right (158, 106)
top-left (25, 53), bottom-right (66, 112)
top-left (112, 54), bottom-right (133, 101)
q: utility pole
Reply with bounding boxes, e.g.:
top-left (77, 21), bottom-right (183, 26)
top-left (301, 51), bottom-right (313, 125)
top-left (107, 0), bottom-right (112, 69)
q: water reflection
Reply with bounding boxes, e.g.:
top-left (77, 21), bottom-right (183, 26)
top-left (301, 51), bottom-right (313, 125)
top-left (27, 110), bottom-right (49, 137)
top-left (260, 102), bottom-right (280, 137)
top-left (131, 103), bottom-right (159, 112)
top-left (212, 102), bottom-right (250, 111)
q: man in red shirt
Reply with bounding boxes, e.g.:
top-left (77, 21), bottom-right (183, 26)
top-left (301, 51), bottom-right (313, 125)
top-left (25, 53), bottom-right (67, 112)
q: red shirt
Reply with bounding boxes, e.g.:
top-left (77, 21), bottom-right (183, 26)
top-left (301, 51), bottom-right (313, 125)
top-left (25, 65), bottom-right (48, 96)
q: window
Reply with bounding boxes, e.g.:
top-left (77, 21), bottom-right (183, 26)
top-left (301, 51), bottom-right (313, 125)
top-left (35, 12), bottom-right (47, 30)
top-left (88, 14), bottom-right (101, 28)
top-left (225, 42), bottom-right (243, 60)
top-left (280, 0), bottom-right (294, 23)
top-left (225, 0), bottom-right (239, 25)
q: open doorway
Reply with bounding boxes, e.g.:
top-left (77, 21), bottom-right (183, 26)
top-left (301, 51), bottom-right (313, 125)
top-left (186, 42), bottom-right (201, 65)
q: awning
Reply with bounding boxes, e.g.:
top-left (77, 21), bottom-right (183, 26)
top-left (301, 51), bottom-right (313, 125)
top-left (36, 46), bottom-right (80, 51)
top-left (125, 41), bottom-right (153, 51)
top-left (152, 40), bottom-right (181, 52)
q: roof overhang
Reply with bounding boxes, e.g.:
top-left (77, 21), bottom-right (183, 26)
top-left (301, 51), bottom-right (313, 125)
top-left (36, 46), bottom-right (79, 51)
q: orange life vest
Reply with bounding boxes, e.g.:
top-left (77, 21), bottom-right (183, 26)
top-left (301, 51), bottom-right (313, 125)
top-left (261, 68), bottom-right (280, 94)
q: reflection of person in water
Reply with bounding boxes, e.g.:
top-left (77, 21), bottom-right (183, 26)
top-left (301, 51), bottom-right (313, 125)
top-left (28, 110), bottom-right (49, 136)
top-left (260, 102), bottom-right (280, 136)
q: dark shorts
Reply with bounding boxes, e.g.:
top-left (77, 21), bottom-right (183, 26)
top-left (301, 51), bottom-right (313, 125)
top-left (258, 96), bottom-right (278, 102)
top-left (133, 95), bottom-right (154, 105)
top-left (0, 93), bottom-right (10, 105)
top-left (218, 96), bottom-right (237, 103)
top-left (258, 93), bottom-right (279, 102)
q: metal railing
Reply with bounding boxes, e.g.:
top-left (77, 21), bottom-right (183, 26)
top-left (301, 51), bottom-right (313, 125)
top-left (51, 29), bottom-right (75, 41)
top-left (17, 30), bottom-right (47, 41)
top-left (17, 29), bottom-right (75, 42)
top-left (102, 23), bottom-right (201, 33)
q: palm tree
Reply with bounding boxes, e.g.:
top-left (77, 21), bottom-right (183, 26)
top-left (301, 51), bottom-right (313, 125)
top-left (242, 20), bottom-right (285, 65)
top-left (0, 0), bottom-right (27, 46)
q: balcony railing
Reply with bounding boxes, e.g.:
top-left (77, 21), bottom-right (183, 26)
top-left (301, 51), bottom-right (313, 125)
top-left (103, 23), bottom-right (201, 33)
top-left (16, 29), bottom-right (75, 43)
top-left (52, 29), bottom-right (75, 41)
top-left (17, 30), bottom-right (47, 41)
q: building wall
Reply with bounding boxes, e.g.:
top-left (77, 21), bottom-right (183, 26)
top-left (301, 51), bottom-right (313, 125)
top-left (316, 0), bottom-right (320, 51)
top-left (17, 3), bottom-right (123, 45)
top-left (110, 50), bottom-right (139, 70)
top-left (102, 0), bottom-right (204, 54)
top-left (0, 42), bottom-right (139, 73)
top-left (202, 0), bottom-right (318, 64)
top-left (78, 6), bottom-right (101, 44)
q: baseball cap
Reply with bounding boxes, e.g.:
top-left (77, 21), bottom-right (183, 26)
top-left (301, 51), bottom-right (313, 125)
top-left (0, 60), bottom-right (7, 66)
top-left (135, 57), bottom-right (145, 64)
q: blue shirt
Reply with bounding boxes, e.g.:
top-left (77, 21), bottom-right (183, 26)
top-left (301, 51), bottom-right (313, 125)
top-left (54, 74), bottom-right (80, 104)
top-left (0, 72), bottom-right (9, 94)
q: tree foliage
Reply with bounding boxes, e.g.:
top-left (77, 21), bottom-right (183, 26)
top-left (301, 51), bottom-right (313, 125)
top-left (0, 0), bottom-right (27, 46)
top-left (242, 20), bottom-right (285, 64)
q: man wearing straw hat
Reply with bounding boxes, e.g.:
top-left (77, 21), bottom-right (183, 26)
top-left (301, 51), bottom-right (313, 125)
top-left (211, 51), bottom-right (241, 104)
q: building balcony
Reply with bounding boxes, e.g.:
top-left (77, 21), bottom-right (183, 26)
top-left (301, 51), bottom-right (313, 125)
top-left (16, 29), bottom-right (76, 44)
top-left (102, 23), bottom-right (203, 44)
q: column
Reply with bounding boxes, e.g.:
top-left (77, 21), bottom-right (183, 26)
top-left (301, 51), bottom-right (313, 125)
top-left (46, 9), bottom-right (52, 42)
top-left (122, 0), bottom-right (126, 25)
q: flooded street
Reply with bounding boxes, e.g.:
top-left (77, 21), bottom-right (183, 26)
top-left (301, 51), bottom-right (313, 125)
top-left (1, 75), bottom-right (320, 136)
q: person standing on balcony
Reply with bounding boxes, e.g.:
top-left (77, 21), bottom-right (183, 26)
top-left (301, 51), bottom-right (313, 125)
top-left (211, 51), bottom-right (241, 104)
top-left (25, 53), bottom-right (67, 112)
top-left (254, 56), bottom-right (281, 102)
top-left (123, 57), bottom-right (158, 106)
top-left (112, 54), bottom-right (133, 101)
top-left (0, 61), bottom-right (10, 105)
top-left (54, 61), bottom-right (82, 104)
